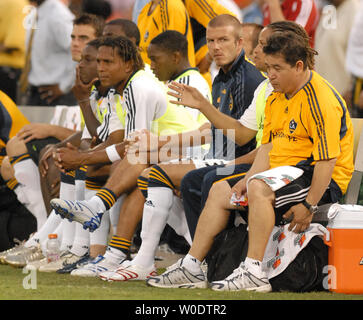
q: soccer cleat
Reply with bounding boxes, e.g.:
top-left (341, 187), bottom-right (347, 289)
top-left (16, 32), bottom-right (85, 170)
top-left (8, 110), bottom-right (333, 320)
top-left (56, 254), bottom-right (92, 274)
top-left (99, 263), bottom-right (157, 282)
top-left (146, 258), bottom-right (207, 289)
top-left (0, 240), bottom-right (26, 264)
top-left (70, 255), bottom-right (122, 277)
top-left (210, 262), bottom-right (272, 292)
top-left (50, 198), bottom-right (102, 232)
top-left (38, 251), bottom-right (80, 272)
top-left (4, 246), bottom-right (44, 268)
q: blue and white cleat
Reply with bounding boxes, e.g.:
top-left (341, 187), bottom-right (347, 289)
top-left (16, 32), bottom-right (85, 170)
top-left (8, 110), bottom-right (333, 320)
top-left (70, 255), bottom-right (125, 277)
top-left (50, 198), bottom-right (103, 232)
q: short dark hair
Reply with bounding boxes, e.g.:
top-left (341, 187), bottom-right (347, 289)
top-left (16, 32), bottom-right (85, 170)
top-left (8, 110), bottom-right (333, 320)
top-left (73, 13), bottom-right (105, 37)
top-left (241, 23), bottom-right (264, 51)
top-left (263, 31), bottom-right (316, 70)
top-left (105, 19), bottom-right (141, 46)
top-left (82, 0), bottom-right (112, 20)
top-left (208, 14), bottom-right (242, 39)
top-left (150, 30), bottom-right (188, 58)
top-left (100, 36), bottom-right (144, 72)
top-left (266, 21), bottom-right (317, 69)
top-left (87, 38), bottom-right (103, 49)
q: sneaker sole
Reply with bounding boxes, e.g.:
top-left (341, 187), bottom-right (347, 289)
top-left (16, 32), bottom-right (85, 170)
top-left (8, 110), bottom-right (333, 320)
top-left (103, 270), bottom-right (158, 282)
top-left (5, 261), bottom-right (26, 268)
top-left (211, 283), bottom-right (272, 293)
top-left (51, 202), bottom-right (98, 232)
top-left (147, 280), bottom-right (208, 289)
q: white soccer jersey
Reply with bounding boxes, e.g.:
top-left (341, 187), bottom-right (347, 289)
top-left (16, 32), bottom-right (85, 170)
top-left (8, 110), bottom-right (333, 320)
top-left (118, 70), bottom-right (168, 139)
top-left (169, 68), bottom-right (211, 124)
top-left (238, 79), bottom-right (273, 131)
top-left (81, 87), bottom-right (110, 141)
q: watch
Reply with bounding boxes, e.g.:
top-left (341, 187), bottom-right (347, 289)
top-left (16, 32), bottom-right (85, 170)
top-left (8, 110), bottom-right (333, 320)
top-left (302, 200), bottom-right (318, 214)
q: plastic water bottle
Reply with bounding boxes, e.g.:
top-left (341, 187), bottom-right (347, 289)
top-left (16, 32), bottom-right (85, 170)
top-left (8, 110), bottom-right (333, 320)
top-left (46, 234), bottom-right (60, 263)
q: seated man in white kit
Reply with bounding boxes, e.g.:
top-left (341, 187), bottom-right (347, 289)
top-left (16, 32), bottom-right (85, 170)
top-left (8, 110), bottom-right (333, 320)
top-left (49, 33), bottom-right (208, 277)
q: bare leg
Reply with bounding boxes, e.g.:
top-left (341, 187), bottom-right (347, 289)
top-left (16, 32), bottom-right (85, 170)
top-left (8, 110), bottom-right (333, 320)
top-left (38, 147), bottom-right (60, 215)
top-left (103, 157), bottom-right (149, 196)
top-left (188, 180), bottom-right (235, 261)
top-left (246, 179), bottom-right (275, 261)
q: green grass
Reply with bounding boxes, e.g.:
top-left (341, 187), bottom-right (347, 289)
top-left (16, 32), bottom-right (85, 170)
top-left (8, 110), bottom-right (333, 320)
top-left (0, 265), bottom-right (362, 300)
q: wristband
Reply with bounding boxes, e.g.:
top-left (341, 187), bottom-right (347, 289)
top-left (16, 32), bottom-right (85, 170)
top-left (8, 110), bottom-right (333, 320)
top-left (105, 144), bottom-right (121, 162)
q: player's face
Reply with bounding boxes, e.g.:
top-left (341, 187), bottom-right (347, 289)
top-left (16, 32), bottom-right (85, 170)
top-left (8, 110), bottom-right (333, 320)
top-left (241, 25), bottom-right (255, 60)
top-left (71, 24), bottom-right (96, 62)
top-left (253, 27), bottom-right (271, 72)
top-left (265, 53), bottom-right (300, 94)
top-left (97, 46), bottom-right (131, 87)
top-left (79, 45), bottom-right (98, 84)
top-left (147, 44), bottom-right (172, 82)
top-left (103, 25), bottom-right (126, 37)
top-left (206, 25), bottom-right (243, 70)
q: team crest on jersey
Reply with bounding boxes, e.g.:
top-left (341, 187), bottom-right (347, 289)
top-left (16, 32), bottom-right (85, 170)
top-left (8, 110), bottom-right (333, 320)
top-left (144, 31), bottom-right (149, 42)
top-left (289, 119), bottom-right (297, 133)
top-left (229, 93), bottom-right (233, 110)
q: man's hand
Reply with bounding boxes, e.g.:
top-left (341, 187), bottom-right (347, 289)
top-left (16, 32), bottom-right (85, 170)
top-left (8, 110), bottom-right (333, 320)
top-left (283, 203), bottom-right (313, 233)
top-left (53, 142), bottom-right (84, 172)
top-left (167, 81), bottom-right (208, 111)
top-left (231, 177), bottom-right (247, 199)
top-left (39, 144), bottom-right (56, 177)
top-left (72, 65), bottom-right (98, 103)
top-left (126, 129), bottom-right (160, 153)
top-left (17, 123), bottom-right (53, 143)
top-left (38, 84), bottom-right (64, 104)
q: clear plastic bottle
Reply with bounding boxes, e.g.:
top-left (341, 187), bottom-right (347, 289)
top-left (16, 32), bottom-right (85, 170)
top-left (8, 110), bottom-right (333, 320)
top-left (46, 234), bottom-right (60, 263)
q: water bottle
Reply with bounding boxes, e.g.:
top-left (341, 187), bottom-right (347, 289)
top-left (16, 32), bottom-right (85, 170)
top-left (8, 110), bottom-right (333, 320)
top-left (46, 234), bottom-right (60, 263)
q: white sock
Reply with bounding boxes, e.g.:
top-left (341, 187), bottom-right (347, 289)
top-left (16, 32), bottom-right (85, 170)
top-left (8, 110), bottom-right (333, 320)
top-left (70, 223), bottom-right (90, 256)
top-left (132, 186), bottom-right (173, 268)
top-left (87, 188), bottom-right (110, 246)
top-left (167, 195), bottom-right (192, 245)
top-left (75, 177), bottom-right (85, 201)
top-left (182, 254), bottom-right (202, 274)
top-left (104, 246), bottom-right (126, 263)
top-left (244, 257), bottom-right (266, 278)
top-left (12, 184), bottom-right (30, 208)
top-left (88, 195), bottom-right (107, 215)
top-left (109, 195), bottom-right (125, 234)
top-left (69, 177), bottom-right (90, 257)
top-left (24, 210), bottom-right (62, 248)
top-left (13, 158), bottom-right (47, 229)
top-left (58, 180), bottom-right (76, 252)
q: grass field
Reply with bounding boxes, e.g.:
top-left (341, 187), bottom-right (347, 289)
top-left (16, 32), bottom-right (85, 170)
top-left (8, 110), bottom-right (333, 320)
top-left (1, 264), bottom-right (362, 301)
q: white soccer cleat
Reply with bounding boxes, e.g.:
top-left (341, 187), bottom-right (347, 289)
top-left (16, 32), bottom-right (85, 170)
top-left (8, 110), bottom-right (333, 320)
top-left (38, 251), bottom-right (80, 272)
top-left (99, 263), bottom-right (157, 282)
top-left (146, 258), bottom-right (207, 289)
top-left (50, 198), bottom-right (102, 232)
top-left (70, 255), bottom-right (121, 277)
top-left (210, 262), bottom-right (272, 292)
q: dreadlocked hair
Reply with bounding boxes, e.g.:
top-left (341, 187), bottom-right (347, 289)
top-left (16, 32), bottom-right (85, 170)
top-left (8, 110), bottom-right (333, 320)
top-left (100, 36), bottom-right (144, 72)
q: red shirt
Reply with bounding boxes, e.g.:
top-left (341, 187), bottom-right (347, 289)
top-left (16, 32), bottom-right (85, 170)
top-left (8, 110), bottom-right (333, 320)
top-left (262, 0), bottom-right (320, 47)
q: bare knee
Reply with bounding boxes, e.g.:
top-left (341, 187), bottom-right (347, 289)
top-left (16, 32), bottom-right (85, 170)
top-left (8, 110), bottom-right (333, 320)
top-left (247, 179), bottom-right (275, 204)
top-left (0, 156), bottom-right (14, 180)
top-left (140, 166), bottom-right (152, 179)
top-left (207, 180), bottom-right (234, 209)
top-left (6, 136), bottom-right (27, 157)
